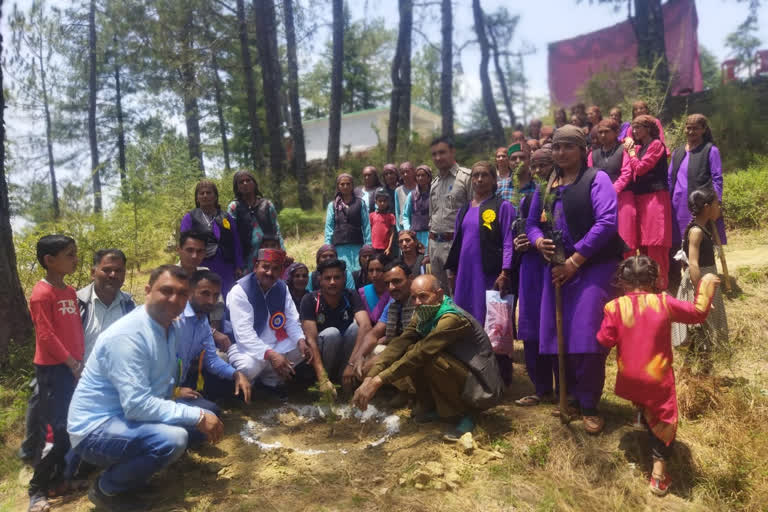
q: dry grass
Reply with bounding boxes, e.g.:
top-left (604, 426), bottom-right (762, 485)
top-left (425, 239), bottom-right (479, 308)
top-left (2, 233), bottom-right (768, 511)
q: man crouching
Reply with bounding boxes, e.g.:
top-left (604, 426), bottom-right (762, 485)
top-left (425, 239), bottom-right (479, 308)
top-left (352, 274), bottom-right (503, 436)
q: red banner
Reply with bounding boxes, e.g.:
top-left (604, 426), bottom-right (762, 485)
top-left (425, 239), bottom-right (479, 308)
top-left (548, 0), bottom-right (703, 107)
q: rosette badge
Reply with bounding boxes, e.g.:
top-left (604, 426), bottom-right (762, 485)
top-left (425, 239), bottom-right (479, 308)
top-left (269, 311), bottom-right (288, 341)
top-left (481, 209), bottom-right (496, 230)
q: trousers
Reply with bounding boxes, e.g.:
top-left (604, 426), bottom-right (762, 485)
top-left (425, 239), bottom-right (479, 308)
top-left (411, 352), bottom-right (471, 418)
top-left (317, 323), bottom-right (358, 382)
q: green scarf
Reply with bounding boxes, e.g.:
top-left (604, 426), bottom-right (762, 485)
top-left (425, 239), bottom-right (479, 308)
top-left (414, 295), bottom-right (461, 336)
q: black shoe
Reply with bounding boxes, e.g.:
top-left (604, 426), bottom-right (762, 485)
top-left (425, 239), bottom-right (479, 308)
top-left (17, 447), bottom-right (36, 465)
top-left (88, 480), bottom-right (145, 512)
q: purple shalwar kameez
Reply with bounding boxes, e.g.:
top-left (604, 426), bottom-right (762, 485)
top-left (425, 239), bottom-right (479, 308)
top-left (180, 211), bottom-right (243, 298)
top-left (669, 145), bottom-right (727, 246)
top-left (526, 171), bottom-right (619, 412)
top-left (517, 188), bottom-right (556, 397)
top-left (452, 199), bottom-right (515, 326)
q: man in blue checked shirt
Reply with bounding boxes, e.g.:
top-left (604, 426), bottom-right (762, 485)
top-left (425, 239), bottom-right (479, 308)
top-left (68, 265), bottom-right (224, 511)
top-left (175, 270), bottom-right (251, 413)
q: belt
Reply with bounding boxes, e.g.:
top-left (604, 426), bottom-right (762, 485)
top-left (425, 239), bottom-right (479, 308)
top-left (429, 231), bottom-right (454, 242)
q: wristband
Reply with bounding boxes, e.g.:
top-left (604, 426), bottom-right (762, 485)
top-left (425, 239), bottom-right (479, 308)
top-left (568, 256), bottom-right (581, 268)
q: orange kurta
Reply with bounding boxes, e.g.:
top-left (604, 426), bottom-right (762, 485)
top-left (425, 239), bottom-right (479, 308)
top-left (597, 277), bottom-right (717, 444)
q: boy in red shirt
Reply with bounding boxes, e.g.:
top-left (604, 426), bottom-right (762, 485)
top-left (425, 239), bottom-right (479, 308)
top-left (369, 187), bottom-right (396, 256)
top-left (27, 235), bottom-right (84, 512)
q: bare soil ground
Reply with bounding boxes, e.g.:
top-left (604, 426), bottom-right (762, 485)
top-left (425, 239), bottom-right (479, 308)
top-left (2, 230), bottom-right (767, 512)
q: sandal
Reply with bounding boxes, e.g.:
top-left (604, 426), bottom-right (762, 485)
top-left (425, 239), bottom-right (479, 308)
top-left (515, 395), bottom-right (541, 407)
top-left (649, 472), bottom-right (672, 496)
top-left (28, 495), bottom-right (51, 512)
top-left (583, 415), bottom-right (605, 434)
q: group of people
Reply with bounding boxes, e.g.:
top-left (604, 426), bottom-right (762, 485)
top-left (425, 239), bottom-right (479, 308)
top-left (20, 104), bottom-right (729, 511)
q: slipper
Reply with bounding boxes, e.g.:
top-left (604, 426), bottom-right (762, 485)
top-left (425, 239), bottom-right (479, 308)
top-left (514, 395), bottom-right (541, 407)
top-left (583, 415), bottom-right (605, 434)
top-left (649, 472), bottom-right (672, 496)
top-left (28, 495), bottom-right (51, 512)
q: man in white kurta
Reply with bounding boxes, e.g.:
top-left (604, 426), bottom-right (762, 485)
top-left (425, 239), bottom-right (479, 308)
top-left (226, 248), bottom-right (308, 387)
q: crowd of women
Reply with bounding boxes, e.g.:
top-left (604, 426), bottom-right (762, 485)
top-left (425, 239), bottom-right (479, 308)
top-left (178, 104), bottom-right (728, 497)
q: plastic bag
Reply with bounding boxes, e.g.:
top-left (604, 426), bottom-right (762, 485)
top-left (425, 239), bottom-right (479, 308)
top-left (484, 290), bottom-right (515, 356)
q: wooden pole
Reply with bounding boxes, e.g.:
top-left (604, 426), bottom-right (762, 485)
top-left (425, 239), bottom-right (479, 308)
top-left (710, 220), bottom-right (731, 292)
top-left (555, 283), bottom-right (570, 424)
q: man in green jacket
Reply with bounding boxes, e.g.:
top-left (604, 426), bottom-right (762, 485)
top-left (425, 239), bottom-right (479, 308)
top-left (352, 274), bottom-right (503, 435)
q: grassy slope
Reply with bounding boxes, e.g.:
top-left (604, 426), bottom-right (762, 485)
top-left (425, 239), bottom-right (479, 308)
top-left (1, 230), bottom-right (767, 512)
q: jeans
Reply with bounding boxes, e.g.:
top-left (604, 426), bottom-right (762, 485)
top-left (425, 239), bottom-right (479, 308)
top-left (20, 378), bottom-right (43, 463)
top-left (29, 364), bottom-right (76, 497)
top-left (73, 415), bottom-right (189, 495)
top-left (317, 323), bottom-right (358, 382)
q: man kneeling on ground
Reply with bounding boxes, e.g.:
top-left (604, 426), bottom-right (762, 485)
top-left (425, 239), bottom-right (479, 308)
top-left (352, 274), bottom-right (503, 436)
top-left (68, 265), bottom-right (224, 511)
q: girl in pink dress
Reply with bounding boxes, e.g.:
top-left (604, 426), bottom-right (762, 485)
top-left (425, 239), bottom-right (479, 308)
top-left (598, 255), bottom-right (719, 497)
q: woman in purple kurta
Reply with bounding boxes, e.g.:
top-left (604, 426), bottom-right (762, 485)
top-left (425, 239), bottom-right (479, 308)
top-left (180, 180), bottom-right (242, 298)
top-left (515, 148), bottom-right (558, 406)
top-left (668, 114), bottom-right (726, 247)
top-left (526, 125), bottom-right (622, 434)
top-left (446, 161), bottom-right (515, 328)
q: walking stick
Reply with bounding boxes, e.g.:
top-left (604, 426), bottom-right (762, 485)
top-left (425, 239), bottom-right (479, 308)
top-left (710, 220), bottom-right (731, 292)
top-left (554, 283), bottom-right (571, 424)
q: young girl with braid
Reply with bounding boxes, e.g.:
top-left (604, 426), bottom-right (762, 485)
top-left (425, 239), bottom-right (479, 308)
top-left (671, 187), bottom-right (729, 367)
top-left (598, 255), bottom-right (720, 496)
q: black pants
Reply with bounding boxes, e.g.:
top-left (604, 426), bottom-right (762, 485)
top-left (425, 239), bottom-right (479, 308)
top-left (648, 424), bottom-right (674, 461)
top-left (28, 364), bottom-right (76, 497)
top-left (20, 379), bottom-right (44, 463)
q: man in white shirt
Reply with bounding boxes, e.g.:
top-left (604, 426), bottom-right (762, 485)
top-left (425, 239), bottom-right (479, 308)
top-left (226, 248), bottom-right (308, 387)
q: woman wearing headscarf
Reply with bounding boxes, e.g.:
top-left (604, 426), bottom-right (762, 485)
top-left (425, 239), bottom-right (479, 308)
top-left (352, 244), bottom-right (376, 290)
top-left (324, 173), bottom-right (372, 273)
top-left (624, 114), bottom-right (672, 289)
top-left (180, 180), bottom-right (242, 297)
top-left (227, 170), bottom-right (284, 272)
top-left (307, 244), bottom-right (356, 292)
top-left (445, 161), bottom-right (515, 327)
top-left (588, 119), bottom-right (635, 255)
top-left (628, 100), bottom-right (666, 149)
top-left (514, 148), bottom-right (558, 405)
top-left (401, 164), bottom-right (432, 249)
top-left (285, 262), bottom-right (310, 309)
top-left (358, 254), bottom-right (391, 325)
top-left (526, 125), bottom-right (624, 433)
top-left (668, 114), bottom-right (726, 248)
top-left (355, 165), bottom-right (382, 213)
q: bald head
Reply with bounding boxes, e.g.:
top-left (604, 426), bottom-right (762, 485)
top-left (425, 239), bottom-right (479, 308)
top-left (411, 274), bottom-right (444, 306)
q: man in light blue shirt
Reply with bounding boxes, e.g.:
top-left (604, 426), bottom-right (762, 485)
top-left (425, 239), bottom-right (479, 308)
top-left (68, 265), bottom-right (224, 511)
top-left (175, 270), bottom-right (251, 412)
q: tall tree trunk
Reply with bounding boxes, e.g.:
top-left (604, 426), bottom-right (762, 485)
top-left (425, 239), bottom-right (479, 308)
top-left (210, 50), bottom-right (231, 172)
top-left (181, 9), bottom-right (204, 176)
top-left (236, 0), bottom-right (265, 172)
top-left (488, 25), bottom-right (515, 127)
top-left (632, 0), bottom-right (669, 89)
top-left (88, 0), bottom-right (102, 213)
top-left (440, 0), bottom-right (454, 137)
top-left (472, 0), bottom-right (504, 146)
top-left (327, 0), bottom-right (343, 174)
top-left (38, 53), bottom-right (58, 218)
top-left (387, 0), bottom-right (413, 161)
top-left (0, 0), bottom-right (34, 364)
top-left (282, 0), bottom-right (311, 209)
top-left (253, 0), bottom-right (284, 209)
top-left (113, 42), bottom-right (127, 202)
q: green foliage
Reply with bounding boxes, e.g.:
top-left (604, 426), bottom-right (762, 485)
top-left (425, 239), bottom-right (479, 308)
top-left (278, 208), bottom-right (325, 238)
top-left (725, 14), bottom-right (762, 78)
top-left (708, 83), bottom-right (768, 170)
top-left (722, 156), bottom-right (768, 229)
top-left (699, 45), bottom-right (721, 90)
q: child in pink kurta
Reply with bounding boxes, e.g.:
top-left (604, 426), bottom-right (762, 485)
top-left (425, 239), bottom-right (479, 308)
top-left (597, 255), bottom-right (719, 497)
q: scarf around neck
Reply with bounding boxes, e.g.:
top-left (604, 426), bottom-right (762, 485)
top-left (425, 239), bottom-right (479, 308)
top-left (414, 295), bottom-right (460, 336)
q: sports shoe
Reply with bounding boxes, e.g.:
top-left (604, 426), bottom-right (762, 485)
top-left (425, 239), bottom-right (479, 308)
top-left (88, 479), bottom-right (146, 512)
top-left (649, 472), bottom-right (672, 496)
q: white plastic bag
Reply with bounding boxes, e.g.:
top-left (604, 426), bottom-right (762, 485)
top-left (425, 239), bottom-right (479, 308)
top-left (484, 290), bottom-right (515, 356)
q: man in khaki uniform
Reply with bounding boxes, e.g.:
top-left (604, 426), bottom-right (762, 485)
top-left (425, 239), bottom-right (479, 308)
top-left (427, 136), bottom-right (472, 293)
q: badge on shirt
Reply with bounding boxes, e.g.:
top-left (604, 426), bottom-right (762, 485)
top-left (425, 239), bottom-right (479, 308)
top-left (482, 209), bottom-right (496, 230)
top-left (317, 313), bottom-right (326, 325)
top-left (269, 312), bottom-right (288, 341)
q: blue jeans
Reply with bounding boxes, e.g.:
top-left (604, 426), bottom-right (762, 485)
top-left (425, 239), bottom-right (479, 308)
top-left (73, 415), bottom-right (189, 495)
top-left (29, 364), bottom-right (75, 497)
